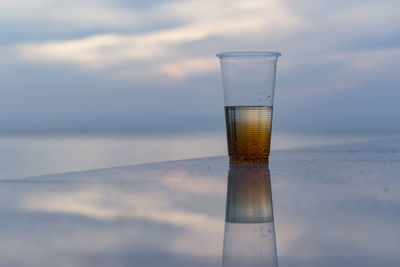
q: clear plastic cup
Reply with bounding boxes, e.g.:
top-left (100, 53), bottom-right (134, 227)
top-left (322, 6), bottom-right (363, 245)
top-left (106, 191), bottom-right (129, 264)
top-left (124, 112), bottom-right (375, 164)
top-left (217, 51), bottom-right (281, 164)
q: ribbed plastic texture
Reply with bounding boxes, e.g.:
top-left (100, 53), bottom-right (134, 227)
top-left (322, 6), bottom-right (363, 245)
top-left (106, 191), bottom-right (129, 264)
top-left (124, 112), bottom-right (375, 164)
top-left (218, 52), bottom-right (280, 106)
top-left (223, 222), bottom-right (278, 267)
top-left (225, 164), bottom-right (273, 223)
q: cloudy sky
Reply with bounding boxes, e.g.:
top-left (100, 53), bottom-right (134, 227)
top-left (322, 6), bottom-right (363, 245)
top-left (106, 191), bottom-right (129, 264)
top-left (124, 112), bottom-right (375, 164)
top-left (1, 0), bottom-right (399, 134)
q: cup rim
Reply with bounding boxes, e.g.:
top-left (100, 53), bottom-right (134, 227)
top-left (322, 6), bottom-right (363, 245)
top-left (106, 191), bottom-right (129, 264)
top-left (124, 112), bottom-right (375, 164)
top-left (216, 51), bottom-right (281, 58)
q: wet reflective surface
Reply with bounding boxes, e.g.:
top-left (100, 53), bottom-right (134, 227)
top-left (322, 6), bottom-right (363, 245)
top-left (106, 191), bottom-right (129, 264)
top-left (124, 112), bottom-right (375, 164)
top-left (0, 140), bottom-right (399, 266)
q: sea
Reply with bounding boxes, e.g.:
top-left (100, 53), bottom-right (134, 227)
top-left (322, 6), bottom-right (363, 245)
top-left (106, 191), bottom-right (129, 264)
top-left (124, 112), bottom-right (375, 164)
top-left (0, 131), bottom-right (394, 179)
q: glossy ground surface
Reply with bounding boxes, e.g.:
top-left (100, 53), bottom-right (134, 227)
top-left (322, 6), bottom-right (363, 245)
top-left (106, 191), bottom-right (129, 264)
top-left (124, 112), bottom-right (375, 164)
top-left (1, 139), bottom-right (399, 267)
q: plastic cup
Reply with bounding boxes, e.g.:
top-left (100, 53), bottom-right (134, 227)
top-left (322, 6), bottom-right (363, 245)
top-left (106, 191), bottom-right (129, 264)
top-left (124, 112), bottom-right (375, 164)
top-left (217, 51), bottom-right (281, 164)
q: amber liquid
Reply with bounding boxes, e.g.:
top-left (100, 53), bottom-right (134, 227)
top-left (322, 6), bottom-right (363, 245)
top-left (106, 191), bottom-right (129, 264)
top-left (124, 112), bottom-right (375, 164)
top-left (225, 106), bottom-right (272, 164)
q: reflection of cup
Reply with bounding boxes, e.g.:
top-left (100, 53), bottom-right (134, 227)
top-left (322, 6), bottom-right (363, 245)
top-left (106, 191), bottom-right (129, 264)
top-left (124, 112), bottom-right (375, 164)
top-left (217, 52), bottom-right (281, 164)
top-left (225, 164), bottom-right (273, 223)
top-left (223, 164), bottom-right (278, 267)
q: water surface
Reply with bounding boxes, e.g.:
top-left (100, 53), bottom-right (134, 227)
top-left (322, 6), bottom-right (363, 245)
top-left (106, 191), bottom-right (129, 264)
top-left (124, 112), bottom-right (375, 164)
top-left (0, 131), bottom-right (392, 179)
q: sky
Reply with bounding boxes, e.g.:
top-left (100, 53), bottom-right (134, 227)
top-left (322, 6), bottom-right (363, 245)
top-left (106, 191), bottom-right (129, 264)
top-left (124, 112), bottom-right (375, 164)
top-left (1, 0), bottom-right (400, 134)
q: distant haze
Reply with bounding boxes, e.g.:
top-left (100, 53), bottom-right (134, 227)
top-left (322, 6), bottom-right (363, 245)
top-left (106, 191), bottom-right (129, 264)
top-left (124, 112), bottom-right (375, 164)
top-left (1, 0), bottom-right (399, 134)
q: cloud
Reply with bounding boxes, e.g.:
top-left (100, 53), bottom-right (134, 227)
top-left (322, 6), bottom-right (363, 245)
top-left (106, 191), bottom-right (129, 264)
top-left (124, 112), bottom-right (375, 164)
top-left (11, 0), bottom-right (398, 80)
top-left (0, 0), bottom-right (140, 29)
top-left (20, 169), bottom-right (225, 223)
top-left (19, 172), bottom-right (226, 256)
top-left (21, 187), bottom-right (214, 224)
top-left (277, 46), bottom-right (400, 99)
top-left (325, 0), bottom-right (400, 32)
top-left (156, 57), bottom-right (218, 78)
top-left (2, 0), bottom-right (400, 133)
top-left (322, 47), bottom-right (400, 74)
top-left (13, 0), bottom-right (304, 78)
